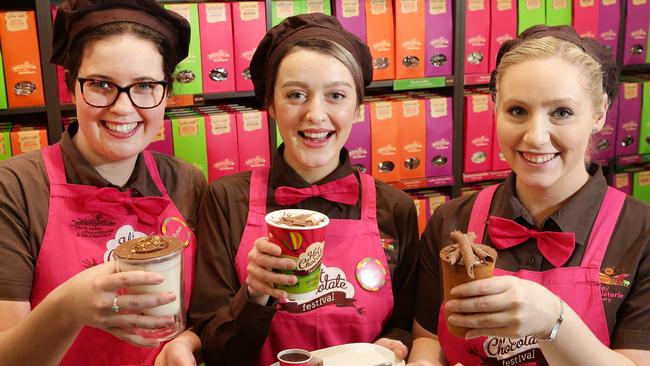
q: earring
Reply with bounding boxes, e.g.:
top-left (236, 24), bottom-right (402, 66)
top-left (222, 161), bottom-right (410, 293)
top-left (592, 127), bottom-right (599, 134)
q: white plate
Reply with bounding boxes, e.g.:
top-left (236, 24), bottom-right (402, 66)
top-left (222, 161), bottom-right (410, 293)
top-left (269, 342), bottom-right (405, 366)
top-left (313, 343), bottom-right (405, 366)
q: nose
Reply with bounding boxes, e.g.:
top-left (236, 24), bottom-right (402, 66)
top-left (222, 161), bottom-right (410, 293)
top-left (522, 113), bottom-right (550, 147)
top-left (305, 96), bottom-right (327, 124)
top-left (109, 90), bottom-right (136, 115)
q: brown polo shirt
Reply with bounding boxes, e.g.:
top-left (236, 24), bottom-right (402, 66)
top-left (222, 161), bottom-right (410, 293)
top-left (190, 147), bottom-right (420, 365)
top-left (415, 164), bottom-right (650, 350)
top-left (0, 122), bottom-right (207, 301)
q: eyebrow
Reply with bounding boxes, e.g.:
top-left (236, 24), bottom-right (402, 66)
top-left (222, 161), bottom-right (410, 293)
top-left (279, 80), bottom-right (353, 89)
top-left (80, 74), bottom-right (163, 82)
top-left (503, 97), bottom-right (581, 106)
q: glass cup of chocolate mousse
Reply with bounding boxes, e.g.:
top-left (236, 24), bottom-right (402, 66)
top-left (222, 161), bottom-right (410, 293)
top-left (113, 235), bottom-right (185, 341)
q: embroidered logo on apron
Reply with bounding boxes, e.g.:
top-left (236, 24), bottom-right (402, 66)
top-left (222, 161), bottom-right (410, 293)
top-left (70, 213), bottom-right (116, 238)
top-left (102, 225), bottom-right (146, 263)
top-left (482, 335), bottom-right (542, 365)
top-left (278, 264), bottom-right (364, 315)
top-left (599, 265), bottom-right (631, 304)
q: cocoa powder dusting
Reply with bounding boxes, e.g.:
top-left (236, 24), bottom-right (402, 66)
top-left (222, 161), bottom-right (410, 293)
top-left (130, 236), bottom-right (169, 254)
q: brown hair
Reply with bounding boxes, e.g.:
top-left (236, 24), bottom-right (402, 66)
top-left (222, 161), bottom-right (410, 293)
top-left (264, 38), bottom-right (365, 106)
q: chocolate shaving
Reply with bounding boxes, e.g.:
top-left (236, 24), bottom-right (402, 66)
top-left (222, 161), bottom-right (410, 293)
top-left (448, 231), bottom-right (495, 279)
top-left (275, 213), bottom-right (324, 227)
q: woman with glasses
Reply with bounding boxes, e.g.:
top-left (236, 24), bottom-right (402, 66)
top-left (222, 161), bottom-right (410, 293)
top-left (0, 1), bottom-right (206, 365)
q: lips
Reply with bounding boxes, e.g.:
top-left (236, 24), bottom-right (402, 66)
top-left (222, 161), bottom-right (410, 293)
top-left (520, 151), bottom-right (558, 164)
top-left (102, 120), bottom-right (141, 135)
top-left (298, 130), bottom-right (335, 143)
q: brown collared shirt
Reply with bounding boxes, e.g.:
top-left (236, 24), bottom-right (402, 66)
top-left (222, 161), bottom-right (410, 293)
top-left (190, 147), bottom-right (420, 365)
top-left (415, 164), bottom-right (650, 350)
top-left (0, 123), bottom-right (207, 301)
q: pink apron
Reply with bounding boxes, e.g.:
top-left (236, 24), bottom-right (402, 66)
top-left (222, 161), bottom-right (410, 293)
top-left (438, 184), bottom-right (626, 366)
top-left (30, 144), bottom-right (197, 366)
top-left (235, 169), bottom-right (394, 366)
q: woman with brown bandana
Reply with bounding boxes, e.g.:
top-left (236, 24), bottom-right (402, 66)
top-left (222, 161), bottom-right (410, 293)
top-left (188, 13), bottom-right (419, 366)
top-left (0, 1), bottom-right (206, 365)
top-left (409, 25), bottom-right (650, 366)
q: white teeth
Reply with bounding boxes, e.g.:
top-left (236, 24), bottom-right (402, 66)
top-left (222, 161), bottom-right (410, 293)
top-left (104, 121), bottom-right (138, 134)
top-left (522, 152), bottom-right (556, 164)
top-left (302, 131), bottom-right (330, 139)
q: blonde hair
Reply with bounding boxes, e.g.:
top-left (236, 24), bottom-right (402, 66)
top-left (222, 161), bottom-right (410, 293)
top-left (494, 37), bottom-right (606, 113)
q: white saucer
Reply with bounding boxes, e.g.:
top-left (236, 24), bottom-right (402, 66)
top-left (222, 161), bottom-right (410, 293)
top-left (270, 342), bottom-right (405, 366)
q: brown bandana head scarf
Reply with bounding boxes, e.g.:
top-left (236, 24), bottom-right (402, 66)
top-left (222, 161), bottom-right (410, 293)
top-left (489, 25), bottom-right (619, 108)
top-left (250, 12), bottom-right (373, 104)
top-left (51, 0), bottom-right (190, 66)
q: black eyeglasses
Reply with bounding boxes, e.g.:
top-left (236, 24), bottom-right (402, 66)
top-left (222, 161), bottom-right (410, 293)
top-left (77, 78), bottom-right (168, 109)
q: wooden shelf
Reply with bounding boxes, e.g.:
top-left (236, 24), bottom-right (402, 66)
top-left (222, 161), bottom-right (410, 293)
top-left (0, 106), bottom-right (47, 117)
top-left (621, 64), bottom-right (650, 76)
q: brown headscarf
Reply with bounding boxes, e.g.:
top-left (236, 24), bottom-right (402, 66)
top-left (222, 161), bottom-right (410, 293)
top-left (250, 13), bottom-right (373, 104)
top-left (489, 25), bottom-right (619, 107)
top-left (51, 0), bottom-right (190, 66)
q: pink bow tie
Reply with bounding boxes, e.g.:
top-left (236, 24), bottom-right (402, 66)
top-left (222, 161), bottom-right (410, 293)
top-left (274, 174), bottom-right (359, 206)
top-left (487, 216), bottom-right (576, 267)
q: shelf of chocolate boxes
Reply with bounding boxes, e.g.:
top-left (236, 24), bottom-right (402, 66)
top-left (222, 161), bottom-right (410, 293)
top-left (1, 0), bottom-right (650, 237)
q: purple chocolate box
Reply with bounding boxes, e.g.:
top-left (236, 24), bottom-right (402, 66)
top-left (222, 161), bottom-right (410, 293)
top-left (425, 0), bottom-right (453, 77)
top-left (425, 96), bottom-right (453, 177)
top-left (345, 103), bottom-right (372, 174)
top-left (616, 83), bottom-right (642, 156)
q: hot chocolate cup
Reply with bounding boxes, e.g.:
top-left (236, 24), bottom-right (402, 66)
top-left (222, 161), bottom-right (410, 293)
top-left (265, 209), bottom-right (329, 300)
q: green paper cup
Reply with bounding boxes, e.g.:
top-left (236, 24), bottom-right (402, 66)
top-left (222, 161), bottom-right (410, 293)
top-left (265, 209), bottom-right (329, 300)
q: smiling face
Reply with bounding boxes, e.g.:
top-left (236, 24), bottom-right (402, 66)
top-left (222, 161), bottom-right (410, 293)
top-left (72, 34), bottom-right (166, 166)
top-left (496, 56), bottom-right (606, 197)
top-left (269, 47), bottom-right (359, 182)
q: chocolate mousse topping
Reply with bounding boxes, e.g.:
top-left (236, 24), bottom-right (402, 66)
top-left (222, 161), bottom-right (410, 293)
top-left (274, 212), bottom-right (325, 227)
top-left (441, 231), bottom-right (495, 279)
top-left (114, 235), bottom-right (183, 261)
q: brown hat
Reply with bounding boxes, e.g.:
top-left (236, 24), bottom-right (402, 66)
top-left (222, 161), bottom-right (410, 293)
top-left (250, 13), bottom-right (373, 103)
top-left (489, 25), bottom-right (619, 107)
top-left (51, 0), bottom-right (190, 65)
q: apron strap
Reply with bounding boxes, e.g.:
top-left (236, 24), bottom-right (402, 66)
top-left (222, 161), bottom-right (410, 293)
top-left (248, 168), bottom-right (270, 215)
top-left (359, 172), bottom-right (377, 221)
top-left (142, 150), bottom-right (170, 197)
top-left (41, 144), bottom-right (67, 185)
top-left (467, 184), bottom-right (499, 242)
top-left (580, 187), bottom-right (626, 267)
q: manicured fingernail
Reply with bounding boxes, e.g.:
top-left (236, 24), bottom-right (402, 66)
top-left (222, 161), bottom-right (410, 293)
top-left (166, 292), bottom-right (176, 301)
top-left (154, 275), bottom-right (164, 283)
top-left (446, 300), bottom-right (456, 310)
top-left (286, 261), bottom-right (296, 269)
top-left (448, 315), bottom-right (457, 324)
top-left (450, 287), bottom-right (458, 295)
